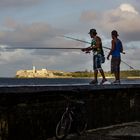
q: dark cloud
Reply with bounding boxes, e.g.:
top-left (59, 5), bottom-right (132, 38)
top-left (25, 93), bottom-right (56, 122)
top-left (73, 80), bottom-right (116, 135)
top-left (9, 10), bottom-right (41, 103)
top-left (0, 22), bottom-right (60, 48)
top-left (0, 21), bottom-right (89, 77)
top-left (0, 20), bottom-right (86, 57)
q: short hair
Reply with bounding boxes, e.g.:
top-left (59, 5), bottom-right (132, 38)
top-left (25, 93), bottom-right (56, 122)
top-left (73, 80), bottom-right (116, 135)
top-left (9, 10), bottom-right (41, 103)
top-left (88, 29), bottom-right (97, 35)
top-left (111, 30), bottom-right (119, 37)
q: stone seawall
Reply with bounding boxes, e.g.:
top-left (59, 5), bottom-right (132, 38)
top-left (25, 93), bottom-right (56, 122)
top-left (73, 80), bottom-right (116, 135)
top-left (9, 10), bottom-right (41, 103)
top-left (0, 84), bottom-right (139, 140)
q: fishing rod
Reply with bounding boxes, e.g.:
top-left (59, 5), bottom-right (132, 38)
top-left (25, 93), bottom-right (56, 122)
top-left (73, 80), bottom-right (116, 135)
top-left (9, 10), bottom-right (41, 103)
top-left (4, 47), bottom-right (85, 50)
top-left (61, 35), bottom-right (135, 70)
top-left (121, 60), bottom-right (135, 70)
top-left (61, 35), bottom-right (111, 51)
top-left (103, 50), bottom-right (135, 70)
top-left (1, 37), bottom-right (135, 70)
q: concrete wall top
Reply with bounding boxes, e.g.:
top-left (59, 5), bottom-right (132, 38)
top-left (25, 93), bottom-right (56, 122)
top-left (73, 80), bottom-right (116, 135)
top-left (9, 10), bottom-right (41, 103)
top-left (0, 84), bottom-right (139, 94)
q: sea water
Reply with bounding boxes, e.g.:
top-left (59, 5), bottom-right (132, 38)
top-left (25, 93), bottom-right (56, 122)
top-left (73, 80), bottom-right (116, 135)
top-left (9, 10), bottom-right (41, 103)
top-left (0, 78), bottom-right (139, 86)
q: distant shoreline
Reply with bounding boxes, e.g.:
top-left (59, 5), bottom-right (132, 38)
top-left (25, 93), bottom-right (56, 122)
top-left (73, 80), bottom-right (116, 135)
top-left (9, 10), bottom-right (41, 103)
top-left (127, 76), bottom-right (140, 79)
top-left (0, 76), bottom-right (140, 79)
top-left (14, 76), bottom-right (140, 79)
top-left (15, 68), bottom-right (140, 79)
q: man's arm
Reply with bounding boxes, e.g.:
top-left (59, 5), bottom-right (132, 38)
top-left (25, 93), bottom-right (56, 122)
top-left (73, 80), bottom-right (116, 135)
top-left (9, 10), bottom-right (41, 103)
top-left (81, 37), bottom-right (101, 53)
top-left (120, 41), bottom-right (124, 53)
top-left (107, 40), bottom-right (115, 60)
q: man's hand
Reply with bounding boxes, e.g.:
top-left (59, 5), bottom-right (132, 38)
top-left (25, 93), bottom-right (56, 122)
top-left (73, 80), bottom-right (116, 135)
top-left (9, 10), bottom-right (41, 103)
top-left (81, 48), bottom-right (86, 52)
top-left (81, 47), bottom-right (91, 53)
top-left (122, 51), bottom-right (125, 54)
top-left (85, 51), bottom-right (90, 54)
top-left (107, 55), bottom-right (110, 60)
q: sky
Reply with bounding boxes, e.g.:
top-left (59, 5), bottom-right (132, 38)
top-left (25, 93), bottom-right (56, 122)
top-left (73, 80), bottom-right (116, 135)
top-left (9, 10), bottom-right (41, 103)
top-left (0, 0), bottom-right (140, 77)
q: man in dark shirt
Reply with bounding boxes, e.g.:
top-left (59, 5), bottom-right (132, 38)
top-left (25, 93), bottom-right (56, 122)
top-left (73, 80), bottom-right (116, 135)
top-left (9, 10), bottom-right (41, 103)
top-left (107, 30), bottom-right (124, 84)
top-left (82, 29), bottom-right (107, 85)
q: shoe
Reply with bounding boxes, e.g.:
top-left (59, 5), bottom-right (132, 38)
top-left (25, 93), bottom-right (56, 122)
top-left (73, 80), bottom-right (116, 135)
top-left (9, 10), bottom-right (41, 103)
top-left (112, 80), bottom-right (120, 84)
top-left (89, 80), bottom-right (98, 85)
top-left (100, 79), bottom-right (107, 85)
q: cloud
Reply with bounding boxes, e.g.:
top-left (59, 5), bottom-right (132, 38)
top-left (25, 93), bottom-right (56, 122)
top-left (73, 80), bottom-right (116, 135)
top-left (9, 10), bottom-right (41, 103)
top-left (79, 3), bottom-right (140, 42)
top-left (121, 43), bottom-right (140, 70)
top-left (0, 45), bottom-right (92, 77)
top-left (78, 3), bottom-right (140, 71)
top-left (120, 3), bottom-right (138, 14)
top-left (0, 0), bottom-right (44, 8)
top-left (0, 2), bottom-right (139, 77)
top-left (0, 20), bottom-right (90, 76)
top-left (98, 3), bottom-right (140, 42)
top-left (0, 18), bottom-right (86, 53)
top-left (80, 10), bottom-right (97, 22)
top-left (0, 49), bottom-right (27, 64)
top-left (0, 21), bottom-right (58, 47)
top-left (3, 17), bottom-right (19, 29)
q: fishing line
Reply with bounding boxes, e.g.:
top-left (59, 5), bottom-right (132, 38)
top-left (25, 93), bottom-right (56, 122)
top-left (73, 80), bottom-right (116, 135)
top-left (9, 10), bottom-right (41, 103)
top-left (0, 35), bottom-right (135, 70)
top-left (61, 35), bottom-right (135, 70)
top-left (61, 35), bottom-right (125, 54)
top-left (103, 50), bottom-right (135, 70)
top-left (4, 47), bottom-right (85, 50)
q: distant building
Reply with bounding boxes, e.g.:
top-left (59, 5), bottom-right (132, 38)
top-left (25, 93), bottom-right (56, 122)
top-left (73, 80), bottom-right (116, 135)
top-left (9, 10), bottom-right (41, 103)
top-left (16, 67), bottom-right (55, 78)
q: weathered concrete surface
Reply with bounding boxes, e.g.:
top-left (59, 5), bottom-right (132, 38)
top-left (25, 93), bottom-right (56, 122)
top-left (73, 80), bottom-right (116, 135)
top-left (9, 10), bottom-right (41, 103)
top-left (47, 122), bottom-right (140, 140)
top-left (0, 84), bottom-right (139, 140)
top-left (0, 84), bottom-right (139, 93)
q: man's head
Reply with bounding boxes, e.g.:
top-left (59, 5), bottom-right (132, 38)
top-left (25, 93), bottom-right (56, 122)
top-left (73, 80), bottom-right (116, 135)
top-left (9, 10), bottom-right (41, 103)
top-left (88, 29), bottom-right (97, 37)
top-left (111, 30), bottom-right (119, 38)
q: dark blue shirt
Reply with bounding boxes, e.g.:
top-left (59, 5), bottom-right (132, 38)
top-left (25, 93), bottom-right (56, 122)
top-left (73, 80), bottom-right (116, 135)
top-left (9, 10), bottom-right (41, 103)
top-left (112, 39), bottom-right (122, 58)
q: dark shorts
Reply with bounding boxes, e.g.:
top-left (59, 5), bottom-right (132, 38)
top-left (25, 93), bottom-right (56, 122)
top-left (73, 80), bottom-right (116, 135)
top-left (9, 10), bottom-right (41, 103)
top-left (111, 57), bottom-right (121, 73)
top-left (93, 54), bottom-right (102, 70)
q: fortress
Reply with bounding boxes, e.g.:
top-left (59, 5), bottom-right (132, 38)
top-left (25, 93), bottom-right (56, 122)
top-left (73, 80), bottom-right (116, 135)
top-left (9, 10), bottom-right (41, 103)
top-left (16, 66), bottom-right (68, 78)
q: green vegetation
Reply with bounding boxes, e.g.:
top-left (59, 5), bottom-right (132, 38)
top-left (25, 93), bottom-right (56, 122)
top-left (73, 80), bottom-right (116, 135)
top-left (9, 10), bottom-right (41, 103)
top-left (120, 70), bottom-right (140, 78)
top-left (63, 70), bottom-right (140, 78)
top-left (16, 69), bottom-right (140, 78)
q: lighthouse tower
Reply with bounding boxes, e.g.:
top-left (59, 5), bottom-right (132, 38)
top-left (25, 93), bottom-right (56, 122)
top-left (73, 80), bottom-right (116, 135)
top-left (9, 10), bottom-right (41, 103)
top-left (33, 66), bottom-right (36, 74)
